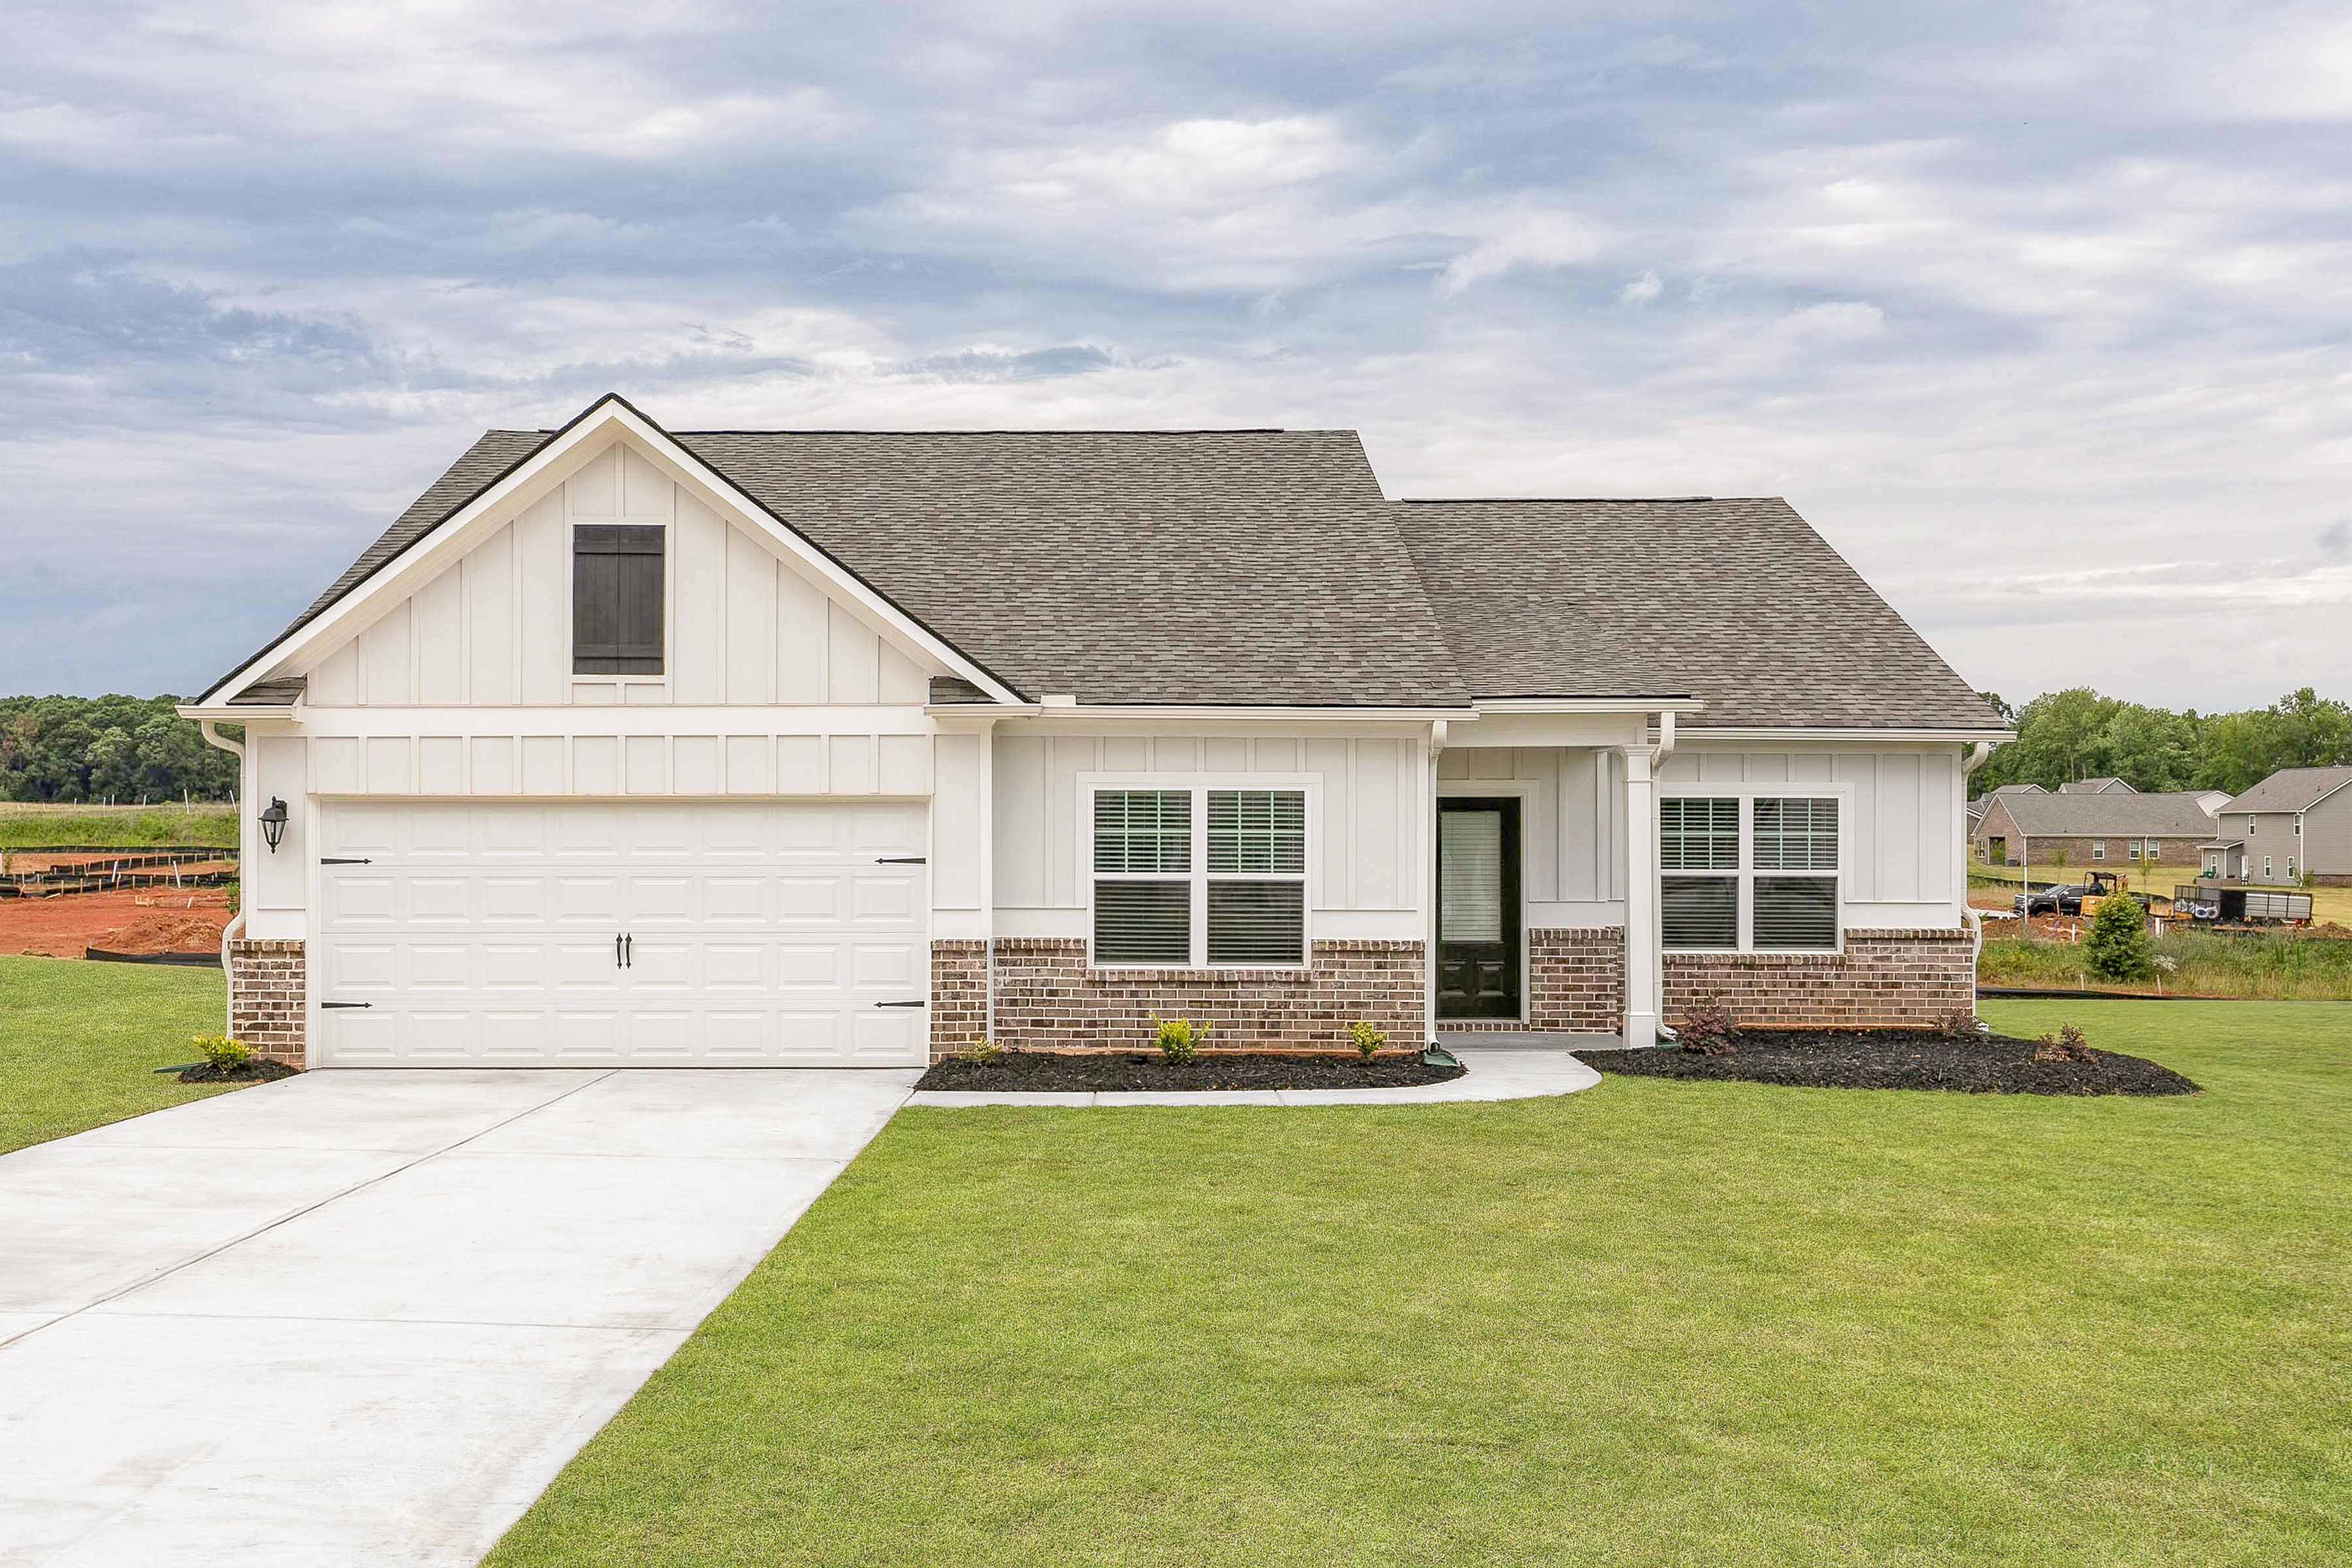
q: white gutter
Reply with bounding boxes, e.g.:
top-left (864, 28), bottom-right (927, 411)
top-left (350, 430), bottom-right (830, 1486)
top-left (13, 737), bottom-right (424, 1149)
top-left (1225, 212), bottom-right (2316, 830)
top-left (940, 703), bottom-right (1484, 723)
top-left (196, 721), bottom-right (246, 1036)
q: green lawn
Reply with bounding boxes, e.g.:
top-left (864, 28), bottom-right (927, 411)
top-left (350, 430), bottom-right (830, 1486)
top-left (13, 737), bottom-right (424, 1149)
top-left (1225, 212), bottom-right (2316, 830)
top-left (491, 1000), bottom-right (2352, 1567)
top-left (0, 955), bottom-right (242, 1154)
top-left (0, 804), bottom-right (238, 849)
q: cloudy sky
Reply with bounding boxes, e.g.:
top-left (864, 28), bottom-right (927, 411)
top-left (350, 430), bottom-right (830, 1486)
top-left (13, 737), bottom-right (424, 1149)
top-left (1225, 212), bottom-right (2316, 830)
top-left (5, 0), bottom-right (2349, 710)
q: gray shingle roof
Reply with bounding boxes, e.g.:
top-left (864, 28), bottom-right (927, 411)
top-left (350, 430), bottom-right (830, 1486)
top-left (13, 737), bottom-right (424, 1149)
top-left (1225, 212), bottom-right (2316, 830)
top-left (1980, 792), bottom-right (2221, 837)
top-left (2223, 766), bottom-right (2352, 813)
top-left (1394, 498), bottom-right (2002, 730)
top-left (679, 429), bottom-right (1465, 706)
top-left (214, 401), bottom-right (2004, 730)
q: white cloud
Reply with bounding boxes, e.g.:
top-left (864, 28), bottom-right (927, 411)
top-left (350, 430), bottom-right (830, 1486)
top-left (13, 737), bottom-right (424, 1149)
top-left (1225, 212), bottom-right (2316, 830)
top-left (1619, 267), bottom-right (1663, 305)
top-left (1435, 210), bottom-right (1597, 295)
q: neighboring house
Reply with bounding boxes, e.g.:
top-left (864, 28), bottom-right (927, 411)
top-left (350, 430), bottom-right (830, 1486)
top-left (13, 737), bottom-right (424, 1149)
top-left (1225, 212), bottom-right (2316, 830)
top-left (2204, 766), bottom-right (2352, 885)
top-left (180, 393), bottom-right (2009, 1070)
top-left (1970, 791), bottom-right (2221, 871)
top-left (1970, 782), bottom-right (2043, 847)
top-left (2057, 777), bottom-right (2136, 794)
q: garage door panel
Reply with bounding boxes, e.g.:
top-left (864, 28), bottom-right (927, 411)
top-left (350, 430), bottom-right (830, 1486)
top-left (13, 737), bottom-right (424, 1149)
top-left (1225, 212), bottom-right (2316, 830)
top-left (626, 875), bottom-right (696, 926)
top-left (481, 876), bottom-right (547, 925)
top-left (702, 943), bottom-right (768, 991)
top-left (316, 801), bottom-right (928, 1067)
top-left (324, 875), bottom-right (398, 930)
top-left (551, 875), bottom-right (624, 926)
top-left (408, 943), bottom-right (474, 991)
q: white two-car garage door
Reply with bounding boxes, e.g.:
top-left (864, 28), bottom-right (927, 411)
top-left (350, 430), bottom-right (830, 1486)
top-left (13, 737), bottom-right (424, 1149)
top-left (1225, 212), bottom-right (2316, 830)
top-left (314, 801), bottom-right (928, 1067)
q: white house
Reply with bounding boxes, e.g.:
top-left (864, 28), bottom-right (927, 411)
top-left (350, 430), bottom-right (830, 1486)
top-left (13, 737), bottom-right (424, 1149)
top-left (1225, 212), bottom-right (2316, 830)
top-left (180, 394), bottom-right (2010, 1070)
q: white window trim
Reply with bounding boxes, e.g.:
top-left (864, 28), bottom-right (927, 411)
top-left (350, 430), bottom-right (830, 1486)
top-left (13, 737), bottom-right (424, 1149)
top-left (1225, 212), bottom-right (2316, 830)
top-left (1658, 783), bottom-right (1853, 955)
top-left (2092, 840), bottom-right (2106, 860)
top-left (1078, 774), bottom-right (1318, 971)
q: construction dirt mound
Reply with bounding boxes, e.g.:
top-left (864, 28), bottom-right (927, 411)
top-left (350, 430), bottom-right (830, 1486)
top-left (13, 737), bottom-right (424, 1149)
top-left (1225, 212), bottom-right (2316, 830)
top-left (103, 910), bottom-right (230, 954)
top-left (0, 889), bottom-right (231, 958)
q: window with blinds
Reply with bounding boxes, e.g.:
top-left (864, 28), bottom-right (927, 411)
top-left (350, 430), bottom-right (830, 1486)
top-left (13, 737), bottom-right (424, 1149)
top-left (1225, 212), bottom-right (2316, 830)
top-left (572, 525), bottom-right (666, 674)
top-left (1659, 794), bottom-right (1841, 952)
top-left (1090, 786), bottom-right (1307, 967)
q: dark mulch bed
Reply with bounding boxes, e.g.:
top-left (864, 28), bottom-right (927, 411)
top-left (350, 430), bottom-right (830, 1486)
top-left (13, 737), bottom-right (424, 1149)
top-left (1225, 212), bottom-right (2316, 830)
top-left (1579, 1030), bottom-right (2200, 1096)
top-left (174, 1058), bottom-right (301, 1084)
top-left (917, 1051), bottom-right (1466, 1092)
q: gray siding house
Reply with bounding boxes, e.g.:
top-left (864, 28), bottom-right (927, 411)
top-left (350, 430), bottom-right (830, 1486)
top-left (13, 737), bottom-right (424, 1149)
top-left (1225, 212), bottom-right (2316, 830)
top-left (2206, 767), bottom-right (2352, 885)
top-left (1971, 791), bottom-right (2219, 870)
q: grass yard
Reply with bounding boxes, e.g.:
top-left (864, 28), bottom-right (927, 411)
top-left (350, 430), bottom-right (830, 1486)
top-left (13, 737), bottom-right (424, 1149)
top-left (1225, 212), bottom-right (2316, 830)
top-left (1980, 928), bottom-right (2352, 1000)
top-left (0, 803), bottom-right (238, 849)
top-left (489, 1000), bottom-right (2352, 1567)
top-left (0, 955), bottom-right (240, 1154)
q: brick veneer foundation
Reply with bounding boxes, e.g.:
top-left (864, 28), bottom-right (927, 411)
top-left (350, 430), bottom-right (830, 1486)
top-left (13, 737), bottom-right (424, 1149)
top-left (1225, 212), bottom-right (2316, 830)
top-left (1443, 927), bottom-right (1625, 1034)
top-left (949, 938), bottom-right (1426, 1060)
top-left (1663, 928), bottom-right (1975, 1029)
top-left (928, 939), bottom-right (989, 1060)
top-left (228, 938), bottom-right (306, 1068)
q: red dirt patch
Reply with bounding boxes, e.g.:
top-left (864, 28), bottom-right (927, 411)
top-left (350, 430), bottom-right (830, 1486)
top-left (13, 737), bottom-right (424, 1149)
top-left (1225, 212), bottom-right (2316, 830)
top-left (0, 888), bottom-right (231, 958)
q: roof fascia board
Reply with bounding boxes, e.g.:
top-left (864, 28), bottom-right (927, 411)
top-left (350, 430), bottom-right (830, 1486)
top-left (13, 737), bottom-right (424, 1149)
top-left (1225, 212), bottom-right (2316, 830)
top-left (1472, 697), bottom-right (1705, 714)
top-left (1679, 726), bottom-right (2017, 744)
top-left (594, 402), bottom-right (1023, 705)
top-left (970, 704), bottom-right (1479, 725)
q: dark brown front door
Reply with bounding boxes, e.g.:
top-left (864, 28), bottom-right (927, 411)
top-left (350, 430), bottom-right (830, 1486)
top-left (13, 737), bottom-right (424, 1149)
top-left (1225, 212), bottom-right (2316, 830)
top-left (1436, 797), bottom-right (1521, 1020)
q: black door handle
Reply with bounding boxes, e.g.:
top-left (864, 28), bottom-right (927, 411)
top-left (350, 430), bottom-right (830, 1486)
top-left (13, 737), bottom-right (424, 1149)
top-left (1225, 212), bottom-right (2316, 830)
top-left (615, 934), bottom-right (623, 969)
top-left (625, 933), bottom-right (633, 968)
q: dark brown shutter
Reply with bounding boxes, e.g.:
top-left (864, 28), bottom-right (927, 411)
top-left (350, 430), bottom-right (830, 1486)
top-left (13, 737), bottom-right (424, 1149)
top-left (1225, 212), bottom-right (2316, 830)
top-left (572, 525), bottom-right (664, 674)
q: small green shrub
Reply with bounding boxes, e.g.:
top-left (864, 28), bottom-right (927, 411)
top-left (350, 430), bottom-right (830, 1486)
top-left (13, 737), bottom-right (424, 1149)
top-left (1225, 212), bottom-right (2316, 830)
top-left (191, 1034), bottom-right (250, 1070)
top-left (2085, 892), bottom-right (2156, 982)
top-left (956, 1037), bottom-right (1002, 1066)
top-left (1150, 1013), bottom-right (1209, 1064)
top-left (1675, 996), bottom-right (1740, 1056)
top-left (1349, 1020), bottom-right (1386, 1063)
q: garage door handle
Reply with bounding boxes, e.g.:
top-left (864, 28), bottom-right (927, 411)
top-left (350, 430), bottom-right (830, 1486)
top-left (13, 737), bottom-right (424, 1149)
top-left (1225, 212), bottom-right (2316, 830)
top-left (875, 856), bottom-right (926, 864)
top-left (875, 1000), bottom-right (927, 1008)
top-left (322, 1001), bottom-right (372, 1009)
top-left (321, 857), bottom-right (372, 865)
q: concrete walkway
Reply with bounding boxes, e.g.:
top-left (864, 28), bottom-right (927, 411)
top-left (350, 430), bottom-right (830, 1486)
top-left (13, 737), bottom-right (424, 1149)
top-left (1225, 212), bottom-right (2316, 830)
top-left (909, 1044), bottom-right (1604, 1107)
top-left (0, 1068), bottom-right (918, 1568)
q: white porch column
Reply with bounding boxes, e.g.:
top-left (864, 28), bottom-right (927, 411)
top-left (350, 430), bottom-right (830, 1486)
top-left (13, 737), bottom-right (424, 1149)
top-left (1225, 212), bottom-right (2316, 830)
top-left (1621, 742), bottom-right (1661, 1045)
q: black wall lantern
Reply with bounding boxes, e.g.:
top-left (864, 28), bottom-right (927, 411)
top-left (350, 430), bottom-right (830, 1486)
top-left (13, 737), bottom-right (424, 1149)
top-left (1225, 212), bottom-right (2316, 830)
top-left (259, 797), bottom-right (289, 854)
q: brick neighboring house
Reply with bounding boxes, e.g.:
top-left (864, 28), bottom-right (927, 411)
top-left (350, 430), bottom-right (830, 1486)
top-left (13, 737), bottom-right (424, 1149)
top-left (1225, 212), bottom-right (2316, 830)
top-left (2203, 766), bottom-right (2352, 885)
top-left (1970, 790), bottom-right (2219, 871)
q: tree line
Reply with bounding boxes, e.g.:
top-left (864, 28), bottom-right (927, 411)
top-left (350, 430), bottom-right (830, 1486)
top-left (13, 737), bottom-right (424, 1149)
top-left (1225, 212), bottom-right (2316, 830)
top-left (1973, 687), bottom-right (2352, 797)
top-left (0, 696), bottom-right (240, 804)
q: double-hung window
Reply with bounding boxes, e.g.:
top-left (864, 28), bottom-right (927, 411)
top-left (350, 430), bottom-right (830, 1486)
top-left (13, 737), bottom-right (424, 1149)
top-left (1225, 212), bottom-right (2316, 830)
top-left (1090, 785), bottom-right (1308, 966)
top-left (1661, 793), bottom-right (1842, 951)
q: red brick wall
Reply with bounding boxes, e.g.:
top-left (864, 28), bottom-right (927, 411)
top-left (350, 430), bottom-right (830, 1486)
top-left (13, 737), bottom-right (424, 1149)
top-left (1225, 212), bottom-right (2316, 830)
top-left (228, 938), bottom-right (306, 1068)
top-left (1663, 928), bottom-right (1974, 1029)
top-left (977, 938), bottom-right (1426, 1059)
top-left (1445, 928), bottom-right (1625, 1033)
top-left (929, 939), bottom-right (988, 1060)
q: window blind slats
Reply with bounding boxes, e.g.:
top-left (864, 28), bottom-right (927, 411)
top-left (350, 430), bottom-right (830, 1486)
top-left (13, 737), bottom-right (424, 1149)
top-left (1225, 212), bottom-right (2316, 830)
top-left (1094, 791), bottom-right (1192, 874)
top-left (1754, 876), bottom-right (1838, 949)
top-left (1661, 875), bottom-right (1738, 949)
top-left (1754, 798), bottom-right (1838, 871)
top-left (1093, 881), bottom-right (1192, 964)
top-left (1208, 790), bottom-right (1305, 874)
top-left (1661, 797), bottom-right (1739, 870)
top-left (1439, 809), bottom-right (1504, 943)
top-left (1206, 881), bottom-right (1305, 964)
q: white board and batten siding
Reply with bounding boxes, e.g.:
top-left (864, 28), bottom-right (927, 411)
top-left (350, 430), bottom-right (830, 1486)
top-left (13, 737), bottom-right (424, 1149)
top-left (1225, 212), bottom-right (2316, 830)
top-left (991, 733), bottom-right (1426, 939)
top-left (306, 444), bottom-right (932, 711)
top-left (1657, 746), bottom-right (1965, 927)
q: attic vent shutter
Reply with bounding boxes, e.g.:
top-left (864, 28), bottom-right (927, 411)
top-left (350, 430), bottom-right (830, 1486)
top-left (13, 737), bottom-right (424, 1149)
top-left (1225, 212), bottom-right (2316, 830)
top-left (573, 525), bottom-right (665, 675)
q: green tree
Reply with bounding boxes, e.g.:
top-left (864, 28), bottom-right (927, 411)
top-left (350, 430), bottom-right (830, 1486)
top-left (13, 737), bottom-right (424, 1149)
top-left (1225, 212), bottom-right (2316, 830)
top-left (2083, 890), bottom-right (2155, 983)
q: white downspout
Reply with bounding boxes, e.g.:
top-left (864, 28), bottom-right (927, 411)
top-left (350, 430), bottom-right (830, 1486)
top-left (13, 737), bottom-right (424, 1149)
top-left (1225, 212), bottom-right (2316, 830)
top-left (197, 721), bottom-right (246, 1036)
top-left (1424, 719), bottom-right (1448, 1047)
top-left (1961, 742), bottom-right (1994, 977)
top-left (1650, 714), bottom-right (1677, 1039)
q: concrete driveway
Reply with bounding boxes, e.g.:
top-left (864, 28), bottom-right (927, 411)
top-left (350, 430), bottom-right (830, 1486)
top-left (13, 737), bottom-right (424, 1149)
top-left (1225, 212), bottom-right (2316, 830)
top-left (0, 1068), bottom-right (919, 1568)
